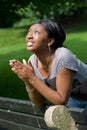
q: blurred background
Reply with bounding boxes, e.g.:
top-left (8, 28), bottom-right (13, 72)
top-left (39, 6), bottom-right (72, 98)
top-left (0, 0), bottom-right (87, 100)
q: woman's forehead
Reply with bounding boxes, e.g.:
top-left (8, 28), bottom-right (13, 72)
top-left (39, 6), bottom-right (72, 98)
top-left (29, 23), bottom-right (45, 31)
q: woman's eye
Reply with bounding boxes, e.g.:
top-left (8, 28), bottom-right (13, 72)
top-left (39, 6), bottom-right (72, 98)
top-left (34, 31), bottom-right (39, 34)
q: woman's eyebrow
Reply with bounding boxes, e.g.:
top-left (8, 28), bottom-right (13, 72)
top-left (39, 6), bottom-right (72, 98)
top-left (29, 27), bottom-right (40, 31)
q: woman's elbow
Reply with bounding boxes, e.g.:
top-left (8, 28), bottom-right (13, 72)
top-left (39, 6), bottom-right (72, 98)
top-left (53, 97), bottom-right (67, 105)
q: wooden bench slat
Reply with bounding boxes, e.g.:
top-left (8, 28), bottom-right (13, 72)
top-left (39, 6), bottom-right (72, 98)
top-left (0, 119), bottom-right (47, 130)
top-left (78, 124), bottom-right (87, 130)
top-left (0, 97), bottom-right (44, 116)
top-left (69, 107), bottom-right (87, 125)
top-left (0, 127), bottom-right (9, 130)
top-left (0, 97), bottom-right (87, 130)
top-left (0, 109), bottom-right (48, 129)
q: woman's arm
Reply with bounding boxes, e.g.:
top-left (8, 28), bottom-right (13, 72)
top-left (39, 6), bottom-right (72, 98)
top-left (25, 83), bottom-right (45, 107)
top-left (9, 59), bottom-right (74, 106)
top-left (9, 59), bottom-right (45, 107)
top-left (56, 67), bottom-right (74, 104)
top-left (28, 67), bottom-right (74, 105)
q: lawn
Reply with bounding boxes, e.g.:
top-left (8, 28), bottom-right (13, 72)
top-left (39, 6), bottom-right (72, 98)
top-left (0, 21), bottom-right (87, 100)
top-left (64, 23), bottom-right (87, 64)
top-left (0, 26), bottom-right (32, 100)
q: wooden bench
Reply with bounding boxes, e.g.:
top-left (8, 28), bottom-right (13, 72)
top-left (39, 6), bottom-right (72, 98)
top-left (0, 97), bottom-right (87, 130)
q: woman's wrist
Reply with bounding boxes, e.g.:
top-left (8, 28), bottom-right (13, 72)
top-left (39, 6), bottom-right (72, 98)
top-left (24, 80), bottom-right (36, 93)
top-left (25, 76), bottom-right (37, 93)
top-left (26, 86), bottom-right (35, 93)
top-left (29, 75), bottom-right (38, 86)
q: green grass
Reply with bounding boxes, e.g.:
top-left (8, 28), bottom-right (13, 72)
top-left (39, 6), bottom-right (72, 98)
top-left (0, 21), bottom-right (87, 100)
top-left (64, 23), bottom-right (87, 64)
top-left (0, 27), bottom-right (32, 100)
top-left (0, 27), bottom-right (26, 54)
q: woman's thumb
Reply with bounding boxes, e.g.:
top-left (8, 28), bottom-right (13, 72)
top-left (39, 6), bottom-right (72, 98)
top-left (23, 59), bottom-right (27, 65)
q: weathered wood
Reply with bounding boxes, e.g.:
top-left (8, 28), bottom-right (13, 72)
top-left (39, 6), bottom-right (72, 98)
top-left (0, 97), bottom-right (48, 130)
top-left (78, 124), bottom-right (87, 130)
top-left (44, 105), bottom-right (76, 130)
top-left (44, 105), bottom-right (87, 130)
top-left (0, 97), bottom-right (87, 130)
top-left (69, 107), bottom-right (87, 125)
top-left (0, 109), bottom-right (46, 128)
top-left (0, 97), bottom-right (44, 116)
top-left (0, 119), bottom-right (44, 130)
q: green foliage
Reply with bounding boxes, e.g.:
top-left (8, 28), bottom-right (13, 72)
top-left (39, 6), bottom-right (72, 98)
top-left (30, 0), bottom-right (87, 19)
top-left (0, 0), bottom-right (31, 27)
top-left (0, 0), bottom-right (87, 28)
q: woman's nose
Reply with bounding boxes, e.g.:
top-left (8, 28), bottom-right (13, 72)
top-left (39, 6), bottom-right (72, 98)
top-left (26, 32), bottom-right (33, 39)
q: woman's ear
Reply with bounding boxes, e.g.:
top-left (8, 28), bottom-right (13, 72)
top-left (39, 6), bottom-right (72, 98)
top-left (48, 38), bottom-right (55, 47)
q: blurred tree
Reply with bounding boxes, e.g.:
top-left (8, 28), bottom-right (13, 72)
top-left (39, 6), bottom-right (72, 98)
top-left (30, 0), bottom-right (87, 19)
top-left (0, 0), bottom-right (30, 27)
top-left (0, 0), bottom-right (87, 28)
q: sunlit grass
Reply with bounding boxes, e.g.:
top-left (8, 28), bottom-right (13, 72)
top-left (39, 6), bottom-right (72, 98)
top-left (0, 28), bottom-right (26, 54)
top-left (64, 23), bottom-right (87, 63)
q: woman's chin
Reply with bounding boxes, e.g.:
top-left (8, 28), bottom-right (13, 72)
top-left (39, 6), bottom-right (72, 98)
top-left (26, 47), bottom-right (35, 52)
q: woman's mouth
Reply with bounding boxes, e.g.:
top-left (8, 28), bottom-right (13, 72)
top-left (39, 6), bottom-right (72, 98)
top-left (27, 41), bottom-right (34, 47)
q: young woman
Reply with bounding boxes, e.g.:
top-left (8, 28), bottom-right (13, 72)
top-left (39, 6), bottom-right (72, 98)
top-left (9, 19), bottom-right (87, 108)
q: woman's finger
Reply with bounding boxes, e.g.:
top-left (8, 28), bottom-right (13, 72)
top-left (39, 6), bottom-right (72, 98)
top-left (23, 59), bottom-right (27, 65)
top-left (9, 59), bottom-right (17, 66)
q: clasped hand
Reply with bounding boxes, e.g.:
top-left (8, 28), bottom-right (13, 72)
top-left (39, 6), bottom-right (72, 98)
top-left (9, 59), bottom-right (35, 84)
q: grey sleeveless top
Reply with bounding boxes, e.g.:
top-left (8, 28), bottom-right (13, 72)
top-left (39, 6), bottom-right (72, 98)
top-left (29, 47), bottom-right (87, 99)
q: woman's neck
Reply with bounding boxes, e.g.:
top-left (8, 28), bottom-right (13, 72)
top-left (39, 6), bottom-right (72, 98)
top-left (36, 50), bottom-right (55, 69)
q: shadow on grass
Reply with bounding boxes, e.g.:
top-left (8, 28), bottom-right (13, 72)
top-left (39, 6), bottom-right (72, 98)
top-left (61, 16), bottom-right (87, 33)
top-left (0, 49), bottom-right (32, 100)
top-left (13, 17), bottom-right (87, 36)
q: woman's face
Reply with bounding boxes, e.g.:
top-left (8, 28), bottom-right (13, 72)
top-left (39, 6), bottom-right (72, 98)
top-left (26, 23), bottom-right (49, 52)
